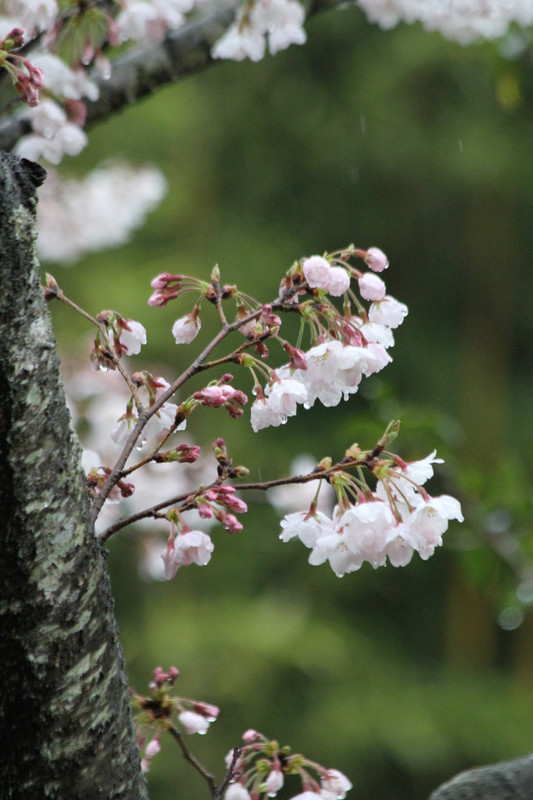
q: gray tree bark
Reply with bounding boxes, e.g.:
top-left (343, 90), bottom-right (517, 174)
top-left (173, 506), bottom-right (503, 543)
top-left (430, 755), bottom-right (533, 799)
top-left (0, 152), bottom-right (148, 799)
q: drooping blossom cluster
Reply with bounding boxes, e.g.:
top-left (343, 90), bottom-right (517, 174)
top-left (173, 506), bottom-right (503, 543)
top-left (88, 309), bottom-right (148, 369)
top-left (132, 665), bottom-right (220, 772)
top-left (161, 471), bottom-right (248, 577)
top-left (248, 248), bottom-right (405, 432)
top-left (280, 449), bottom-right (463, 576)
top-left (223, 729), bottom-right (352, 800)
top-left (48, 240), bottom-right (463, 586)
top-left (356, 0), bottom-right (533, 45)
top-left (13, 54), bottom-right (99, 163)
top-left (212, 0), bottom-right (307, 62)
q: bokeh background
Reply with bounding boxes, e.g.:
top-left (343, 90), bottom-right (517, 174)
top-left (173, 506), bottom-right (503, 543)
top-left (46, 6), bottom-right (533, 799)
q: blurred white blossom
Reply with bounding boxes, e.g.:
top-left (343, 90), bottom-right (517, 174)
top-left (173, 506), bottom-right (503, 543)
top-left (36, 162), bottom-right (167, 263)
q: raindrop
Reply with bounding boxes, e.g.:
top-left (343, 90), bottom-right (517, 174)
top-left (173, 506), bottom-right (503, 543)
top-left (516, 580), bottom-right (533, 605)
top-left (360, 114), bottom-right (367, 135)
top-left (136, 438), bottom-right (147, 451)
top-left (498, 607), bottom-right (523, 631)
top-left (458, 139), bottom-right (464, 153)
top-left (484, 509), bottom-right (512, 534)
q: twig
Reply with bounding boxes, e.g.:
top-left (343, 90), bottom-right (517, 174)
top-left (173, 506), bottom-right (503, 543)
top-left (167, 721), bottom-right (217, 797)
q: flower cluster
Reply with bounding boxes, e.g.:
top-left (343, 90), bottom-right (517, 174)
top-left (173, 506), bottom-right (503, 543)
top-left (193, 378), bottom-right (249, 419)
top-left (249, 248), bottom-right (405, 432)
top-left (132, 665), bottom-right (220, 772)
top-left (280, 451), bottom-right (463, 577)
top-left (14, 54), bottom-right (98, 164)
top-left (90, 310), bottom-right (147, 371)
top-left (224, 729), bottom-right (352, 800)
top-left (0, 27), bottom-right (44, 106)
top-left (356, 0), bottom-right (533, 44)
top-left (212, 0), bottom-right (306, 62)
top-left (161, 480), bottom-right (248, 578)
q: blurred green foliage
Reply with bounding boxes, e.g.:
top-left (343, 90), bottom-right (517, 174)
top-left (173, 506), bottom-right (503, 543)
top-left (47, 6), bottom-right (533, 799)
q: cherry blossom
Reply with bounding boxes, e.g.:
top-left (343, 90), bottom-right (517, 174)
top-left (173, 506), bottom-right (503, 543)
top-left (5, 0), bottom-right (58, 32)
top-left (117, 319), bottom-right (147, 356)
top-left (303, 255), bottom-right (332, 289)
top-left (211, 21), bottom-right (266, 62)
top-left (162, 530), bottom-right (214, 578)
top-left (303, 255), bottom-right (350, 296)
top-left (358, 272), bottom-right (387, 301)
top-left (251, 377), bottom-right (308, 431)
top-left (369, 295), bottom-right (408, 328)
top-left (172, 313), bottom-right (201, 344)
top-left (225, 785), bottom-right (252, 800)
top-left (365, 246), bottom-right (389, 272)
top-left (265, 767), bottom-right (284, 794)
top-left (321, 768), bottom-right (352, 798)
top-left (178, 709), bottom-right (211, 734)
top-left (212, 0), bottom-right (306, 62)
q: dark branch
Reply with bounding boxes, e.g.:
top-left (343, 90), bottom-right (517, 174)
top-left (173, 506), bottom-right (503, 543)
top-left (0, 0), bottom-right (350, 153)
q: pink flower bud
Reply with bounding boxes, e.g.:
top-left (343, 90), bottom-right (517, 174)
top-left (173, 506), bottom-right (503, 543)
top-left (242, 729), bottom-right (263, 743)
top-left (365, 247), bottom-right (389, 272)
top-left (151, 272), bottom-right (182, 289)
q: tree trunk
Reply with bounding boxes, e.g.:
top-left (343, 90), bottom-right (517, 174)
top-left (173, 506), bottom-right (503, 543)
top-left (0, 152), bottom-right (148, 798)
top-left (430, 755), bottom-right (533, 799)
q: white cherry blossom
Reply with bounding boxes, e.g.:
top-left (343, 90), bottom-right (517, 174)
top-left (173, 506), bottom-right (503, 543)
top-left (178, 709), bottom-right (210, 734)
top-left (369, 295), bottom-right (408, 328)
top-left (172, 314), bottom-right (201, 344)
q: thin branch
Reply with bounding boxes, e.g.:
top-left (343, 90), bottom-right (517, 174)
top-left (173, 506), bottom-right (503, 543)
top-left (51, 288), bottom-right (144, 407)
top-left (213, 746), bottom-right (244, 800)
top-left (98, 450), bottom-right (380, 541)
top-left (91, 298), bottom-right (275, 519)
top-left (167, 721), bottom-right (217, 797)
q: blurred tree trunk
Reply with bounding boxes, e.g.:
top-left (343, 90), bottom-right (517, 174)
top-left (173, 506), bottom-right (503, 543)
top-left (0, 152), bottom-right (148, 799)
top-left (433, 192), bottom-right (533, 797)
top-left (430, 754), bottom-right (533, 799)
